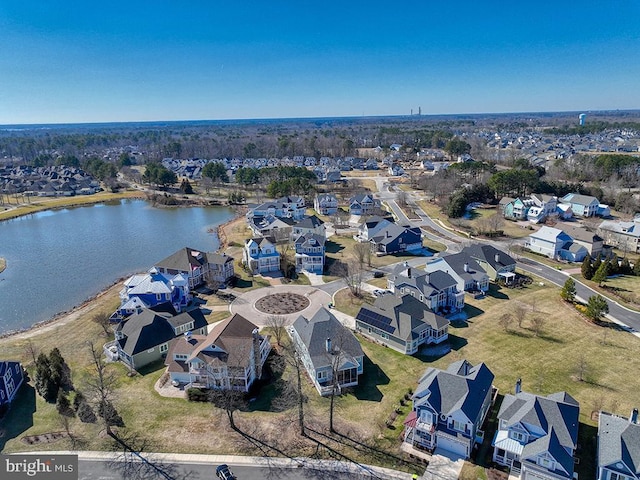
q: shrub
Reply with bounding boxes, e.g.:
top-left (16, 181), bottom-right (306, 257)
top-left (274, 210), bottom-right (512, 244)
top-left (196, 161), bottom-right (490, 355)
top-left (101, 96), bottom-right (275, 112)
top-left (77, 403), bottom-right (97, 423)
top-left (187, 388), bottom-right (209, 402)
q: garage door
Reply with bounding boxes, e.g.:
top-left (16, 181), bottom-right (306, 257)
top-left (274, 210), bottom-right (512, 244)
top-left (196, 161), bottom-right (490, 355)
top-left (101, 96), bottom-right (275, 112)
top-left (436, 435), bottom-right (468, 457)
top-left (522, 469), bottom-right (548, 480)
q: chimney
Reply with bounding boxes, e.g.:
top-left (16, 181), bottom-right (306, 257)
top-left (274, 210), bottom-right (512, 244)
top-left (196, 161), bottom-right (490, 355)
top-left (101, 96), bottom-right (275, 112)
top-left (631, 408), bottom-right (639, 424)
top-left (184, 331), bottom-right (192, 343)
top-left (494, 253), bottom-right (500, 264)
top-left (407, 267), bottom-right (411, 278)
top-left (326, 338), bottom-right (332, 353)
top-left (463, 262), bottom-right (469, 273)
top-left (515, 378), bottom-right (522, 394)
top-left (386, 229), bottom-right (391, 238)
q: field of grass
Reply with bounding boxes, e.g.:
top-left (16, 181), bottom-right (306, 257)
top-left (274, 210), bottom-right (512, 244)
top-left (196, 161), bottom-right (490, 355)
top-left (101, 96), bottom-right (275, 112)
top-left (333, 288), bottom-right (374, 317)
top-left (575, 274), bottom-right (640, 311)
top-left (0, 191), bottom-right (143, 221)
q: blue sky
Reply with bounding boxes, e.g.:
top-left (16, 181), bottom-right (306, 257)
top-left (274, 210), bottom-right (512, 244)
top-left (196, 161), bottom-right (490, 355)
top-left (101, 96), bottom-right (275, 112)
top-left (1, 1), bottom-right (639, 124)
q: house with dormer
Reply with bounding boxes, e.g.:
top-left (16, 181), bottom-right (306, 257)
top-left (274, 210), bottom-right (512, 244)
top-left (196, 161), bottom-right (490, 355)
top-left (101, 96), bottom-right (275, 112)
top-left (289, 308), bottom-right (364, 396)
top-left (242, 236), bottom-right (281, 275)
top-left (355, 215), bottom-right (394, 242)
top-left (164, 314), bottom-right (271, 392)
top-left (292, 215), bottom-right (326, 238)
top-left (526, 226), bottom-right (588, 262)
top-left (314, 193), bottom-right (339, 215)
top-left (355, 294), bottom-right (449, 355)
top-left (349, 193), bottom-right (381, 216)
top-left (597, 409), bottom-right (640, 480)
top-left (560, 193), bottom-right (600, 217)
top-left (247, 195), bottom-right (306, 220)
top-left (114, 307), bottom-right (208, 370)
top-left (369, 224), bottom-right (423, 255)
top-left (403, 360), bottom-right (495, 459)
top-left (294, 233), bottom-right (325, 274)
top-left (154, 247), bottom-right (234, 289)
top-left (598, 219), bottom-right (640, 253)
top-left (492, 380), bottom-right (580, 480)
top-left (119, 268), bottom-right (191, 314)
top-left (389, 262), bottom-right (464, 314)
top-left (425, 252), bottom-right (490, 294)
top-left (462, 244), bottom-right (517, 283)
top-left (248, 214), bottom-right (295, 240)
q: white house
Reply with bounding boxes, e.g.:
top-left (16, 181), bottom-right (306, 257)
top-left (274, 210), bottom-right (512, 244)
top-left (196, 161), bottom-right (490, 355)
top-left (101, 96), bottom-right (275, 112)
top-left (242, 236), bottom-right (281, 275)
top-left (597, 409), bottom-right (640, 480)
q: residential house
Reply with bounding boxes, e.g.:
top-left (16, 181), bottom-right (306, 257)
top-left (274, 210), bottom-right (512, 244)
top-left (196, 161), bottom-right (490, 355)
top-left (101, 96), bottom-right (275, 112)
top-left (114, 307), bottom-right (208, 370)
top-left (404, 360), bottom-right (495, 459)
top-left (154, 247), bottom-right (234, 289)
top-left (492, 380), bottom-right (579, 480)
top-left (289, 308), bottom-right (364, 396)
top-left (560, 193), bottom-right (600, 217)
top-left (597, 409), bottom-right (640, 480)
top-left (247, 195), bottom-right (306, 220)
top-left (463, 244), bottom-right (517, 283)
top-left (598, 219), bottom-right (640, 253)
top-left (164, 314), bottom-right (271, 392)
top-left (559, 224), bottom-right (604, 257)
top-left (389, 261), bottom-right (464, 313)
top-left (530, 194), bottom-right (558, 222)
top-left (314, 193), bottom-right (339, 215)
top-left (294, 233), bottom-right (325, 274)
top-left (248, 214), bottom-right (295, 241)
top-left (0, 361), bottom-right (24, 407)
top-left (355, 294), bottom-right (449, 355)
top-left (292, 215), bottom-right (326, 238)
top-left (556, 203), bottom-right (573, 220)
top-left (389, 164), bottom-right (405, 176)
top-left (349, 193), bottom-right (381, 216)
top-left (243, 236), bottom-right (281, 275)
top-left (369, 223), bottom-right (423, 255)
top-left (425, 252), bottom-right (490, 294)
top-left (526, 226), bottom-right (588, 262)
top-left (355, 215), bottom-right (394, 242)
top-left (501, 197), bottom-right (534, 221)
top-left (119, 268), bottom-right (191, 314)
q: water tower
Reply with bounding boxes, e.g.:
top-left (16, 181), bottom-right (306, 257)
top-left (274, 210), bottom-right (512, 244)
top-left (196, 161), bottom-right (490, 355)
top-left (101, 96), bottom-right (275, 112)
top-left (579, 113), bottom-right (586, 126)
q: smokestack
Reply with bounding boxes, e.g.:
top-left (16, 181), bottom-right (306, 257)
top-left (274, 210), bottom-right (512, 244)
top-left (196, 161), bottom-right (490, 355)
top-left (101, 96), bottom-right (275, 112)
top-left (631, 408), bottom-right (639, 424)
top-left (326, 338), bottom-right (332, 353)
top-left (515, 378), bottom-right (522, 394)
top-left (495, 253), bottom-right (500, 264)
top-left (463, 262), bottom-right (469, 273)
top-left (407, 267), bottom-right (411, 278)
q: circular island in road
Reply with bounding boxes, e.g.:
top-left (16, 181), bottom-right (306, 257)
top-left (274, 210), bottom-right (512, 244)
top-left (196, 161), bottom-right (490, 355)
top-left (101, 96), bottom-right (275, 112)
top-left (255, 292), bottom-right (310, 315)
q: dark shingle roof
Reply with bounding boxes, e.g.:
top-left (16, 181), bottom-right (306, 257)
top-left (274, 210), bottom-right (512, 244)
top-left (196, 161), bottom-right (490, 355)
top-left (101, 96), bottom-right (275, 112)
top-left (295, 215), bottom-right (325, 229)
top-left (392, 263), bottom-right (457, 296)
top-left (463, 244), bottom-right (516, 270)
top-left (291, 308), bottom-right (363, 371)
top-left (598, 412), bottom-right (640, 475)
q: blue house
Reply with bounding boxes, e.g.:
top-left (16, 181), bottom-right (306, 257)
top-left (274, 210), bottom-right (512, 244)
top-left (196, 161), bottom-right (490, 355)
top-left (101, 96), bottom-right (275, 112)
top-left (0, 361), bottom-right (24, 407)
top-left (294, 233), bottom-right (325, 274)
top-left (369, 224), bottom-right (423, 255)
top-left (243, 236), bottom-right (281, 275)
top-left (561, 193), bottom-right (600, 217)
top-left (119, 268), bottom-right (191, 316)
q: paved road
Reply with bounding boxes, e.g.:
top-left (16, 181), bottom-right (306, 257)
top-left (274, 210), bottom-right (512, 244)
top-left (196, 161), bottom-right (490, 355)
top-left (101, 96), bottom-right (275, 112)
top-left (78, 459), bottom-right (377, 480)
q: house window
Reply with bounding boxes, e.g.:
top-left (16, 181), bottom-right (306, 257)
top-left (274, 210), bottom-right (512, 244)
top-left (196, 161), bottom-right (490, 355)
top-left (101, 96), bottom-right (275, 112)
top-left (511, 431), bottom-right (525, 442)
top-left (317, 371), bottom-right (327, 380)
top-left (156, 294), bottom-right (162, 301)
top-left (497, 448), bottom-right (505, 458)
top-left (159, 344), bottom-right (168, 353)
top-left (610, 473), bottom-right (628, 480)
top-left (538, 457), bottom-right (554, 470)
top-left (452, 420), bottom-right (466, 432)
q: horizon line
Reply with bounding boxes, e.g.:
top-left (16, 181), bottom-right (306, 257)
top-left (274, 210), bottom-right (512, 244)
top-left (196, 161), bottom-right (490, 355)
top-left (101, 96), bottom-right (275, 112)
top-left (2, 108), bottom-right (640, 129)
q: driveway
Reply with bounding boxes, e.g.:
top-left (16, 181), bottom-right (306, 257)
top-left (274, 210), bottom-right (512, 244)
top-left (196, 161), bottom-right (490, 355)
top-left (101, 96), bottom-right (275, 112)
top-left (230, 285), bottom-right (332, 327)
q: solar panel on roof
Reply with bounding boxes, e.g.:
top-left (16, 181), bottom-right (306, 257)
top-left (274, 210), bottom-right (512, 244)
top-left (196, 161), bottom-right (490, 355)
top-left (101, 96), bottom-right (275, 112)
top-left (356, 309), bottom-right (395, 334)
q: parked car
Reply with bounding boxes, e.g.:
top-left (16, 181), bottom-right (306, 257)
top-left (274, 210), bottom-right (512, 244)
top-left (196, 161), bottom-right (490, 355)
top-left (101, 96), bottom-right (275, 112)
top-left (216, 464), bottom-right (236, 480)
top-left (373, 271), bottom-right (384, 278)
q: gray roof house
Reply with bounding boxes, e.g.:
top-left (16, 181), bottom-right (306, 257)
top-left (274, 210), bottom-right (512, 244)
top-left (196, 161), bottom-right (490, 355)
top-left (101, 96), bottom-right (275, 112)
top-left (289, 308), bottom-right (364, 396)
top-left (597, 409), bottom-right (640, 480)
top-left (355, 294), bottom-right (449, 355)
top-left (559, 224), bottom-right (604, 257)
top-left (560, 193), bottom-right (600, 217)
top-left (389, 261), bottom-right (464, 314)
top-left (314, 193), bottom-right (339, 215)
top-left (292, 215), bottom-right (326, 238)
top-left (155, 247), bottom-right (234, 288)
top-left (598, 219), bottom-right (640, 253)
top-left (403, 360), bottom-right (495, 459)
top-left (114, 307), bottom-right (208, 370)
top-left (425, 252), bottom-right (490, 294)
top-left (492, 380), bottom-right (580, 480)
top-left (462, 244), bottom-right (516, 283)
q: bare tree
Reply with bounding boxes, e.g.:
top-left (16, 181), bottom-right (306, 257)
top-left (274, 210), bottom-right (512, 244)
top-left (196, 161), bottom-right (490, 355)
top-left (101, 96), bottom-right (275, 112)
top-left (85, 342), bottom-right (121, 436)
top-left (266, 315), bottom-right (287, 347)
top-left (498, 313), bottom-right (513, 332)
top-left (92, 312), bottom-right (112, 336)
top-left (330, 259), bottom-right (364, 297)
top-left (352, 242), bottom-right (372, 270)
top-left (209, 387), bottom-right (247, 431)
top-left (280, 342), bottom-right (307, 437)
top-left (513, 302), bottom-right (527, 328)
top-left (486, 212), bottom-right (504, 233)
top-left (24, 339), bottom-right (40, 366)
top-left (396, 190), bottom-right (408, 207)
top-left (529, 316), bottom-right (545, 337)
top-left (574, 354), bottom-right (589, 382)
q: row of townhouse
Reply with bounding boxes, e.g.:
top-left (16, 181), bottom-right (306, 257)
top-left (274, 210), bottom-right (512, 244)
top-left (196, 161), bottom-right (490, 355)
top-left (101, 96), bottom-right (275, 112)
top-left (0, 165), bottom-right (100, 196)
top-left (500, 193), bottom-right (610, 224)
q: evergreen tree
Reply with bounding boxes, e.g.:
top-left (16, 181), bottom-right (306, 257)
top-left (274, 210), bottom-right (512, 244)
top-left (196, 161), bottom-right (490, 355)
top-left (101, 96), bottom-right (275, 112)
top-left (581, 254), bottom-right (594, 280)
top-left (592, 262), bottom-right (609, 286)
top-left (560, 278), bottom-right (576, 303)
top-left (56, 391), bottom-right (73, 417)
top-left (634, 259), bottom-right (640, 276)
top-left (585, 295), bottom-right (609, 322)
top-left (35, 353), bottom-right (58, 402)
top-left (620, 257), bottom-right (632, 275)
top-left (179, 178), bottom-right (193, 194)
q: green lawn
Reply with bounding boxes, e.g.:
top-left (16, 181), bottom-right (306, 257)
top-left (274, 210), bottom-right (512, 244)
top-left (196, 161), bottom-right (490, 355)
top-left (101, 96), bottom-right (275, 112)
top-left (333, 288), bottom-right (374, 317)
top-left (575, 274), bottom-right (640, 311)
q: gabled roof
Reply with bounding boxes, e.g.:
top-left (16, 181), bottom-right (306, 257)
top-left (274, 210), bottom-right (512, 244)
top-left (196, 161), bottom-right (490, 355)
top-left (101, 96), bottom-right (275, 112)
top-left (598, 412), bottom-right (640, 476)
top-left (414, 360), bottom-right (494, 422)
top-left (118, 309), bottom-right (176, 355)
top-left (295, 232), bottom-right (325, 247)
top-left (295, 215), bottom-right (325, 229)
top-left (371, 224), bottom-right (421, 246)
top-left (437, 252), bottom-right (488, 284)
top-left (155, 247), bottom-right (209, 272)
top-left (562, 193), bottom-right (599, 206)
top-left (463, 244), bottom-right (516, 270)
top-left (529, 226), bottom-right (569, 243)
top-left (247, 236), bottom-right (277, 248)
top-left (207, 252), bottom-right (234, 266)
top-left (124, 270), bottom-right (174, 295)
top-left (392, 262), bottom-right (457, 295)
top-left (498, 390), bottom-right (579, 456)
top-left (291, 308), bottom-right (363, 371)
top-left (356, 294), bottom-right (449, 342)
top-left (316, 193), bottom-right (338, 202)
